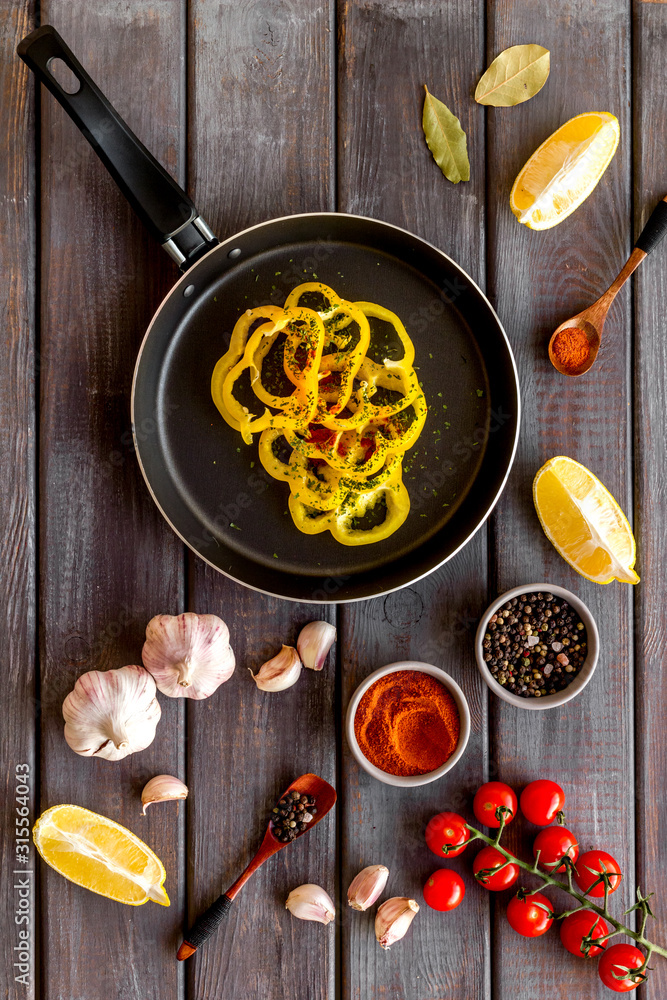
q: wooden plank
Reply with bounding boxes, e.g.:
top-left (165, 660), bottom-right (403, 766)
top-left (485, 2), bottom-right (635, 997)
top-left (38, 4), bottom-right (186, 998)
top-left (185, 3), bottom-right (337, 999)
top-left (188, 0), bottom-right (334, 241)
top-left (337, 3), bottom-right (490, 998)
top-left (633, 2), bottom-right (667, 995)
top-left (0, 3), bottom-right (37, 998)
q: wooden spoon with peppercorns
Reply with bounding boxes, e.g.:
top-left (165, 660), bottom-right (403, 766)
top-left (548, 193), bottom-right (667, 377)
top-left (177, 773), bottom-right (336, 961)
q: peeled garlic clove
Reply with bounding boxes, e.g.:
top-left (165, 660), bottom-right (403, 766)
top-left (347, 864), bottom-right (390, 911)
top-left (142, 612), bottom-right (235, 700)
top-left (285, 884), bottom-right (336, 925)
top-left (375, 897), bottom-right (419, 949)
top-left (250, 645), bottom-right (301, 692)
top-left (62, 665), bottom-right (161, 762)
top-left (297, 620), bottom-right (336, 671)
top-left (141, 774), bottom-right (189, 815)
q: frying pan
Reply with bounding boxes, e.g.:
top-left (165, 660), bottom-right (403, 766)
top-left (19, 25), bottom-right (520, 604)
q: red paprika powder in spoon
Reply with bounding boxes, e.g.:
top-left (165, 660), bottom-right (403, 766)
top-left (551, 327), bottom-right (590, 374)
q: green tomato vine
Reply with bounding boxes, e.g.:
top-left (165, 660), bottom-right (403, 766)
top-left (462, 808), bottom-right (665, 985)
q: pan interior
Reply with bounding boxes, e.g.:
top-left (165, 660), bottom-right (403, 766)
top-left (154, 241), bottom-right (488, 578)
top-left (133, 215), bottom-right (519, 601)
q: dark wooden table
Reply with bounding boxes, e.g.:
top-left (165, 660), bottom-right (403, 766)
top-left (2, 2), bottom-right (666, 998)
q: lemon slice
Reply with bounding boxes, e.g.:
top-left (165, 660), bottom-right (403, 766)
top-left (33, 804), bottom-right (169, 906)
top-left (510, 113), bottom-right (619, 230)
top-left (533, 456), bottom-right (639, 585)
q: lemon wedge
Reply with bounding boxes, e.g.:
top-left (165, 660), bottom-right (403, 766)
top-left (33, 804), bottom-right (169, 906)
top-left (533, 456), bottom-right (639, 585)
top-left (510, 113), bottom-right (619, 230)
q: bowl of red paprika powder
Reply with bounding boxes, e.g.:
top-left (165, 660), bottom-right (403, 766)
top-left (345, 662), bottom-right (471, 787)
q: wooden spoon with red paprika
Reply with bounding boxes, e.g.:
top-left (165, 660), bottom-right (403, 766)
top-left (548, 193), bottom-right (667, 377)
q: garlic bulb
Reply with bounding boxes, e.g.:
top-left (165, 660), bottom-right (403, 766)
top-left (250, 645), bottom-right (301, 692)
top-left (375, 897), bottom-right (419, 949)
top-left (297, 620), bottom-right (336, 671)
top-left (285, 884), bottom-right (336, 925)
top-left (347, 864), bottom-right (389, 911)
top-left (62, 665), bottom-right (161, 761)
top-left (141, 774), bottom-right (189, 815)
top-left (142, 613), bottom-right (235, 699)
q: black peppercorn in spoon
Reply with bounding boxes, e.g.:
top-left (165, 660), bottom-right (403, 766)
top-left (177, 773), bottom-right (336, 961)
top-left (548, 194), bottom-right (667, 376)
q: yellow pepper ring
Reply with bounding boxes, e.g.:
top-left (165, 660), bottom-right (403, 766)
top-left (211, 282), bottom-right (428, 545)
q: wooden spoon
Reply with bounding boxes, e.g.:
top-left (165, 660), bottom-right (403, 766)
top-left (549, 194), bottom-right (667, 376)
top-left (176, 773), bottom-right (336, 961)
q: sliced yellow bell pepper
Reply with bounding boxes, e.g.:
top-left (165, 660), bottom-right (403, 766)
top-left (212, 283), bottom-right (428, 546)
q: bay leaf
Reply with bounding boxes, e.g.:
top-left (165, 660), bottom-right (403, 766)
top-left (475, 44), bottom-right (550, 107)
top-left (422, 86), bottom-right (470, 184)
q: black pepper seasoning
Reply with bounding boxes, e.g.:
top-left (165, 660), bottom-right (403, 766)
top-left (481, 592), bottom-right (587, 699)
top-left (269, 790), bottom-right (317, 841)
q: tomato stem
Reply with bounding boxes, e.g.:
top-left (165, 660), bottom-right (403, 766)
top-left (492, 811), bottom-right (508, 847)
top-left (464, 822), bottom-right (667, 961)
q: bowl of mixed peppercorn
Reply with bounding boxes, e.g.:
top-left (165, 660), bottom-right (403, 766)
top-left (475, 583), bottom-right (599, 709)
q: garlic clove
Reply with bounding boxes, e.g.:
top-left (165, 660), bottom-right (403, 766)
top-left (141, 774), bottom-right (189, 815)
top-left (249, 645), bottom-right (302, 692)
top-left (142, 613), bottom-right (235, 700)
top-left (62, 665), bottom-right (161, 762)
top-left (374, 897), bottom-right (419, 949)
top-left (347, 864), bottom-right (390, 911)
top-left (297, 620), bottom-right (336, 671)
top-left (285, 884), bottom-right (336, 925)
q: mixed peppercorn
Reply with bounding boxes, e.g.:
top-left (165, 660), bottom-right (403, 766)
top-left (270, 790), bottom-right (318, 842)
top-left (481, 591), bottom-right (587, 698)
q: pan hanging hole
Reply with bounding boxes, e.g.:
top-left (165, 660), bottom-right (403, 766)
top-left (47, 57), bottom-right (81, 95)
top-left (228, 248), bottom-right (242, 259)
top-left (183, 284), bottom-right (195, 298)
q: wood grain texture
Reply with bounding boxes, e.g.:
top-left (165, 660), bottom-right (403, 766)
top-left (185, 3), bottom-right (336, 998)
top-left (37, 4), bottom-right (186, 998)
top-left (486, 2), bottom-right (635, 997)
top-left (3, 1), bottom-right (666, 998)
top-left (0, 3), bottom-right (36, 998)
top-left (337, 3), bottom-right (490, 997)
top-left (633, 3), bottom-right (667, 997)
top-left (188, 0), bottom-right (334, 240)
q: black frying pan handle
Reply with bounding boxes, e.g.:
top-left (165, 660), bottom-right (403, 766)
top-left (17, 25), bottom-right (218, 271)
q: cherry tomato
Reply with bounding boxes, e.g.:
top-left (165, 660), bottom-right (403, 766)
top-left (473, 846), bottom-right (519, 891)
top-left (574, 850), bottom-right (622, 898)
top-left (559, 910), bottom-right (609, 958)
top-left (533, 826), bottom-right (579, 872)
top-left (598, 943), bottom-right (646, 992)
top-left (506, 891), bottom-right (553, 937)
top-left (473, 782), bottom-right (518, 828)
top-left (425, 812), bottom-right (470, 858)
top-left (519, 780), bottom-right (565, 826)
top-left (423, 868), bottom-right (465, 911)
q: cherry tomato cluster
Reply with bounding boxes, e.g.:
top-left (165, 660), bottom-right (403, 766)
top-left (424, 779), bottom-right (646, 993)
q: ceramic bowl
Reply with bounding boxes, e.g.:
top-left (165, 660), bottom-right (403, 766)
top-left (345, 660), bottom-right (471, 787)
top-left (475, 583), bottom-right (599, 710)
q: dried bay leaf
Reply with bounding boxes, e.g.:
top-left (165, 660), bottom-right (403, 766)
top-left (422, 86), bottom-right (470, 185)
top-left (475, 44), bottom-right (550, 107)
